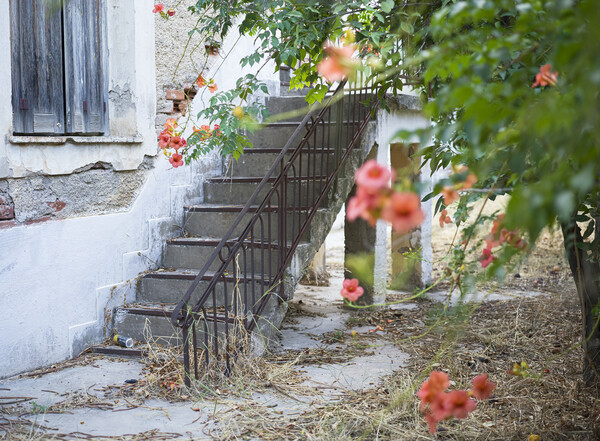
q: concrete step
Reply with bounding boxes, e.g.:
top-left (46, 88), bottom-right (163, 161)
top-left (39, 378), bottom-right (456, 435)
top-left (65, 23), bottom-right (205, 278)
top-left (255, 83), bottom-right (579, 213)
top-left (182, 204), bottom-right (316, 241)
top-left (164, 237), bottom-right (288, 273)
top-left (246, 117), bottom-right (373, 150)
top-left (139, 268), bottom-right (272, 310)
top-left (264, 94), bottom-right (377, 123)
top-left (265, 96), bottom-right (311, 122)
top-left (245, 123), bottom-right (329, 149)
top-left (203, 176), bottom-right (327, 206)
top-left (112, 303), bottom-right (238, 347)
top-left (91, 345), bottom-right (146, 358)
top-left (222, 149), bottom-right (336, 177)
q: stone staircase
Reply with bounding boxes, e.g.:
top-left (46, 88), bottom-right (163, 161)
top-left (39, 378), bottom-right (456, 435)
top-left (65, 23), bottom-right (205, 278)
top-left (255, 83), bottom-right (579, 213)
top-left (108, 94), bottom-right (375, 353)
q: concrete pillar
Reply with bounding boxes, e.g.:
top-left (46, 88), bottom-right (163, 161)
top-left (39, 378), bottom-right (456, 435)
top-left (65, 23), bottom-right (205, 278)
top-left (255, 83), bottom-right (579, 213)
top-left (344, 145), bottom-right (386, 305)
top-left (343, 100), bottom-right (433, 304)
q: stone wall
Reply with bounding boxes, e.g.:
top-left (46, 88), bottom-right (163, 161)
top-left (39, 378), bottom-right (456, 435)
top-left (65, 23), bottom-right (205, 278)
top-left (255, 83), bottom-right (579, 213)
top-left (154, 1), bottom-right (218, 131)
top-left (0, 180), bottom-right (13, 220)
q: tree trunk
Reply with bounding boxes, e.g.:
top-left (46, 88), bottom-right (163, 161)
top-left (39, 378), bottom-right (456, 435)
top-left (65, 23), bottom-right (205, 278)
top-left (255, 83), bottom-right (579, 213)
top-left (561, 219), bottom-right (600, 385)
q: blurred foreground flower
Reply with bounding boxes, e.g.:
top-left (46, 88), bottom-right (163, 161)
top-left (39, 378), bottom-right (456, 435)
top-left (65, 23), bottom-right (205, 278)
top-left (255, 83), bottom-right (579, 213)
top-left (355, 160), bottom-right (395, 191)
top-left (347, 160), bottom-right (424, 234)
top-left (532, 64), bottom-right (558, 88)
top-left (381, 192), bottom-right (425, 233)
top-left (417, 370), bottom-right (495, 434)
top-left (317, 43), bottom-right (358, 82)
top-left (340, 278), bottom-right (364, 302)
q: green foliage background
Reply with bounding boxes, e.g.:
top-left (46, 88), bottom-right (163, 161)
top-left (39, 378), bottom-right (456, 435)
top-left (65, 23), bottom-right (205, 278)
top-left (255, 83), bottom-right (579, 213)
top-left (189, 0), bottom-right (599, 257)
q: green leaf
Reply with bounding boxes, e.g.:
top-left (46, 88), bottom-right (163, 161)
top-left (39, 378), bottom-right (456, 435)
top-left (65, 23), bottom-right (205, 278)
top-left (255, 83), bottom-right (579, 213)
top-left (380, 0), bottom-right (394, 13)
top-left (582, 221), bottom-right (595, 240)
top-left (400, 21), bottom-right (413, 33)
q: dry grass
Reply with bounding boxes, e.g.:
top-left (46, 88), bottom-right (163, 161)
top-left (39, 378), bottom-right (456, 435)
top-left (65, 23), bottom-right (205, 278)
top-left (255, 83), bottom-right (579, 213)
top-left (131, 314), bottom-right (316, 404)
top-left (430, 196), bottom-right (573, 295)
top-left (204, 289), bottom-right (600, 440)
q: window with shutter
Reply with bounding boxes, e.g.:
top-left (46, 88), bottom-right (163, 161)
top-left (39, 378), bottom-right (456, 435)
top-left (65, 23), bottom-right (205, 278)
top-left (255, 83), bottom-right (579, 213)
top-left (10, 0), bottom-right (65, 135)
top-left (10, 0), bottom-right (108, 136)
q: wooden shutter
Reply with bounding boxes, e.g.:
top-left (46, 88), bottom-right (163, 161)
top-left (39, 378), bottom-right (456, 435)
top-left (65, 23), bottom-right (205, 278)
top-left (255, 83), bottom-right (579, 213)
top-left (63, 0), bottom-right (108, 134)
top-left (10, 0), bottom-right (65, 135)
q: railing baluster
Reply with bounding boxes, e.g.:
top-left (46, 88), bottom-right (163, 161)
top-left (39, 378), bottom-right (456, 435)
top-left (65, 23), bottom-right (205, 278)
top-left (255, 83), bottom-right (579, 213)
top-left (183, 323), bottom-right (191, 386)
top-left (222, 276), bottom-right (230, 375)
top-left (211, 285), bottom-right (218, 360)
top-left (202, 307), bottom-right (209, 367)
top-left (250, 228), bottom-right (256, 312)
top-left (192, 319), bottom-right (198, 381)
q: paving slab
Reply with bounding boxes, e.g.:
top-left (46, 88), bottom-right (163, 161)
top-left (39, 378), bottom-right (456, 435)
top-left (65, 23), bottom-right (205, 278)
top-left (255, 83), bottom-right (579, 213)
top-left (428, 289), bottom-right (548, 305)
top-left (296, 340), bottom-right (408, 393)
top-left (37, 401), bottom-right (218, 439)
top-left (0, 359), bottom-right (144, 408)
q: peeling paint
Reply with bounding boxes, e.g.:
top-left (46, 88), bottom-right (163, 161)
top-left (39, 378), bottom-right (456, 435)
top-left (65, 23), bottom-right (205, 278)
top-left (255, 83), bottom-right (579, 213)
top-left (0, 156), bottom-right (157, 225)
top-left (109, 85), bottom-right (136, 111)
top-left (0, 157), bottom-right (12, 178)
top-left (73, 161), bottom-right (114, 173)
top-left (6, 167), bottom-right (149, 223)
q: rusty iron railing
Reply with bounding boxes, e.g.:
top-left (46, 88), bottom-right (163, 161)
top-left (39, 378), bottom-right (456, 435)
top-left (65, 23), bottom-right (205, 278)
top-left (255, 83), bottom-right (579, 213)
top-left (171, 79), bottom-right (378, 385)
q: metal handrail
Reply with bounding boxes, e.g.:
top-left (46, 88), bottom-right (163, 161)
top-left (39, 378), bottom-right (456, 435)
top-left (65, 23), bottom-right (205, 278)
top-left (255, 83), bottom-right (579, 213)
top-left (172, 78), bottom-right (378, 384)
top-left (170, 81), bottom-right (346, 329)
